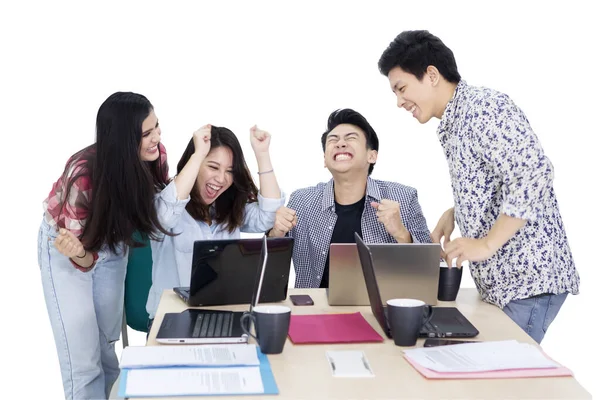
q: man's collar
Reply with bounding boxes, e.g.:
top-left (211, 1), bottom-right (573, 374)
top-left (321, 176), bottom-right (381, 211)
top-left (365, 176), bottom-right (382, 202)
top-left (439, 79), bottom-right (467, 132)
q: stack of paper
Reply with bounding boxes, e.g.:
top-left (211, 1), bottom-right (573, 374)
top-left (120, 344), bottom-right (260, 368)
top-left (118, 344), bottom-right (278, 397)
top-left (288, 312), bottom-right (383, 344)
top-left (403, 340), bottom-right (573, 379)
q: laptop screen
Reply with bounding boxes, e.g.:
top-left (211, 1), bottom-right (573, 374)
top-left (354, 233), bottom-right (389, 333)
top-left (188, 236), bottom-right (293, 306)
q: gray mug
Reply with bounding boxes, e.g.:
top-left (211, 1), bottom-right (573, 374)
top-left (240, 305), bottom-right (291, 354)
top-left (386, 298), bottom-right (433, 347)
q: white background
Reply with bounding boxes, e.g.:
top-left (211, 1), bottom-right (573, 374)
top-left (1, 1), bottom-right (598, 398)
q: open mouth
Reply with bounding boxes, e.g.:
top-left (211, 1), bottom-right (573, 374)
top-left (407, 105), bottom-right (418, 118)
top-left (147, 145), bottom-right (158, 154)
top-left (334, 152), bottom-right (353, 161)
top-left (205, 183), bottom-right (222, 198)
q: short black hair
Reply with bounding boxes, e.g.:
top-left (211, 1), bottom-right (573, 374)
top-left (321, 108), bottom-right (379, 175)
top-left (378, 30), bottom-right (461, 83)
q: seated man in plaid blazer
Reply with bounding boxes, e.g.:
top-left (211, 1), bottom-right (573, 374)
top-left (269, 108), bottom-right (431, 288)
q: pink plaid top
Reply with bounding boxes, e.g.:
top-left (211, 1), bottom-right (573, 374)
top-left (43, 143), bottom-right (168, 270)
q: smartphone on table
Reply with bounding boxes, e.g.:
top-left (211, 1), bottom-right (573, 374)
top-left (289, 294), bottom-right (314, 306)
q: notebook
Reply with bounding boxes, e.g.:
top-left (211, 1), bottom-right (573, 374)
top-left (355, 233), bottom-right (479, 338)
top-left (155, 235), bottom-right (268, 344)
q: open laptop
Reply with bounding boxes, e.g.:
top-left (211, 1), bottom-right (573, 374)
top-left (328, 242), bottom-right (440, 306)
top-left (155, 235), bottom-right (269, 344)
top-left (355, 233), bottom-right (479, 338)
top-left (173, 237), bottom-right (293, 306)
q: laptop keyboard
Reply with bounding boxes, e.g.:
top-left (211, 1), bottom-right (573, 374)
top-left (192, 312), bottom-right (234, 338)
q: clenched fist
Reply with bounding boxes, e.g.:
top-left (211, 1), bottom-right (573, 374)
top-left (269, 207), bottom-right (297, 237)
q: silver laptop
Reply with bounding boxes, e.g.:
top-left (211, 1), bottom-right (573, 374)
top-left (327, 242), bottom-right (441, 306)
top-left (155, 235), bottom-right (268, 344)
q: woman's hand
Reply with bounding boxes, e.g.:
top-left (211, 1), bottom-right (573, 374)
top-left (54, 228), bottom-right (85, 258)
top-left (193, 124), bottom-right (212, 157)
top-left (250, 125), bottom-right (271, 155)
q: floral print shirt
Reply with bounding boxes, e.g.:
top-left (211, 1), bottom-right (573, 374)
top-left (437, 80), bottom-right (579, 308)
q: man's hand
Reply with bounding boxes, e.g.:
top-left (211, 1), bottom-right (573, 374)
top-left (431, 207), bottom-right (455, 263)
top-left (371, 199), bottom-right (411, 242)
top-left (444, 237), bottom-right (495, 268)
top-left (269, 207), bottom-right (297, 237)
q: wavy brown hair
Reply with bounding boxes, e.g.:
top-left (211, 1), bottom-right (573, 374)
top-left (177, 126), bottom-right (258, 232)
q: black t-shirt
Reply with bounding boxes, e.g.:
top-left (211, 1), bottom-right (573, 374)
top-left (320, 196), bottom-right (365, 288)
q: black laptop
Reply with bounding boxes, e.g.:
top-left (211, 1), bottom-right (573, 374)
top-left (156, 236), bottom-right (269, 344)
top-left (173, 237), bottom-right (293, 307)
top-left (355, 233), bottom-right (479, 338)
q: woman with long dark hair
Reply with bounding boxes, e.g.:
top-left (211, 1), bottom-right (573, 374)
top-left (146, 124), bottom-right (284, 319)
top-left (38, 92), bottom-right (170, 399)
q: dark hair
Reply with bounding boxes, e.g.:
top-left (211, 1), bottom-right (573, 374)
top-left (378, 30), bottom-right (461, 83)
top-left (60, 92), bottom-right (171, 252)
top-left (321, 108), bottom-right (379, 175)
top-left (177, 126), bottom-right (258, 233)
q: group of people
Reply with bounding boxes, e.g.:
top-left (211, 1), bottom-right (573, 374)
top-left (38, 30), bottom-right (580, 400)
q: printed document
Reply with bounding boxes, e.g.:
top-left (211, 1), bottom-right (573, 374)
top-left (403, 340), bottom-right (558, 373)
top-left (120, 344), bottom-right (259, 368)
top-left (124, 367), bottom-right (264, 396)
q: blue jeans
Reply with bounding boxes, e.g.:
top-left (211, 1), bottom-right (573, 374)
top-left (502, 292), bottom-right (568, 344)
top-left (38, 220), bottom-right (128, 400)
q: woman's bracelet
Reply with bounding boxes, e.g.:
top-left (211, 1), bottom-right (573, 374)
top-left (76, 249), bottom-right (87, 258)
top-left (257, 169), bottom-right (274, 175)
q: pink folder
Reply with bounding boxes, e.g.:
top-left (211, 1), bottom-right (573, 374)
top-left (288, 312), bottom-right (384, 344)
top-left (404, 355), bottom-right (574, 379)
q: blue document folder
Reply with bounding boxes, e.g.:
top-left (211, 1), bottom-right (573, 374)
top-left (118, 346), bottom-right (278, 397)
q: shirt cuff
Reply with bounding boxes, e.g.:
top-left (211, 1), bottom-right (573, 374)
top-left (70, 251), bottom-right (99, 272)
top-left (160, 180), bottom-right (191, 205)
top-left (500, 201), bottom-right (541, 222)
top-left (257, 191), bottom-right (286, 212)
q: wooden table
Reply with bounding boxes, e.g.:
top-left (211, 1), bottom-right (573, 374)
top-left (114, 288), bottom-right (591, 399)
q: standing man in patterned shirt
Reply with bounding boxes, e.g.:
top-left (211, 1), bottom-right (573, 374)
top-left (269, 108), bottom-right (431, 288)
top-left (377, 30), bottom-right (579, 343)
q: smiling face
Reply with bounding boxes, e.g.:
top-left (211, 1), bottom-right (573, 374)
top-left (196, 146), bottom-right (234, 205)
top-left (388, 66), bottom-right (445, 124)
top-left (139, 110), bottom-right (161, 161)
top-left (323, 123), bottom-right (377, 175)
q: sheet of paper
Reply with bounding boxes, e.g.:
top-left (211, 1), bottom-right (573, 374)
top-left (403, 340), bottom-right (559, 373)
top-left (123, 367), bottom-right (265, 397)
top-left (120, 344), bottom-right (259, 368)
top-left (404, 355), bottom-right (573, 380)
top-left (326, 350), bottom-right (375, 378)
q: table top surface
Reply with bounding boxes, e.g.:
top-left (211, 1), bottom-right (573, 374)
top-left (116, 288), bottom-right (590, 400)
